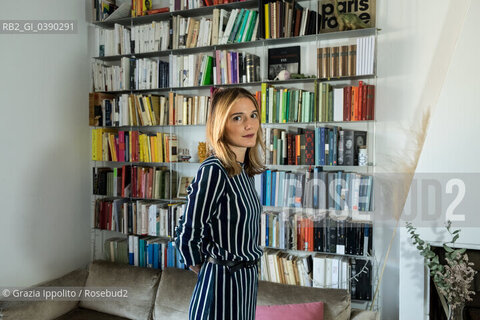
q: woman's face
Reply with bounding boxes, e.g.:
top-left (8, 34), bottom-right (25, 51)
top-left (224, 97), bottom-right (259, 151)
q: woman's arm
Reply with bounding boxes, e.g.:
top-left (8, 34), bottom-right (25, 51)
top-left (175, 163), bottom-right (226, 268)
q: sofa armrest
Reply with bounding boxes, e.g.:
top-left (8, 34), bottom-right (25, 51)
top-left (350, 308), bottom-right (379, 320)
top-left (0, 267), bottom-right (88, 320)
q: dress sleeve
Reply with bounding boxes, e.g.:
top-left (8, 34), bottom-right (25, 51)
top-left (175, 163), bottom-right (226, 266)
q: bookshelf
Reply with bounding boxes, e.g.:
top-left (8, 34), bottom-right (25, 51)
top-left (89, 0), bottom-right (378, 310)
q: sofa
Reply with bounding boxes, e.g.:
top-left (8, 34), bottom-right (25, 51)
top-left (0, 260), bottom-right (378, 320)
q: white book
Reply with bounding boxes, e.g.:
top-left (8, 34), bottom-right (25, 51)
top-left (312, 255), bottom-right (326, 288)
top-left (221, 9), bottom-right (238, 44)
top-left (148, 204), bottom-right (157, 236)
top-left (241, 10), bottom-right (254, 42)
top-left (325, 257), bottom-right (333, 288)
top-left (331, 257), bottom-right (341, 289)
top-left (212, 9), bottom-right (220, 45)
top-left (341, 258), bottom-right (349, 290)
top-left (333, 87), bottom-right (344, 121)
top-left (218, 9), bottom-right (230, 44)
top-left (251, 14), bottom-right (259, 41)
top-left (133, 235), bottom-right (139, 266)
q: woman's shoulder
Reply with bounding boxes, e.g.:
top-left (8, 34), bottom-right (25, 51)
top-left (199, 156), bottom-right (228, 176)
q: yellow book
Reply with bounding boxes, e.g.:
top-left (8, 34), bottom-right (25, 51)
top-left (261, 83), bottom-right (267, 123)
top-left (92, 129), bottom-right (97, 161)
top-left (144, 96), bottom-right (157, 125)
top-left (139, 134), bottom-right (144, 162)
top-left (264, 3), bottom-right (270, 40)
top-left (150, 136), bottom-right (157, 162)
top-left (108, 133), bottom-right (118, 162)
top-left (164, 134), bottom-right (170, 162)
top-left (157, 132), bottom-right (163, 163)
top-left (146, 134), bottom-right (152, 162)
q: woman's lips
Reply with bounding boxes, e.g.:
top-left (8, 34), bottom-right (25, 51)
top-left (243, 134), bottom-right (255, 138)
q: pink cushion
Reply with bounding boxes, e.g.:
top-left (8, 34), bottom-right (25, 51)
top-left (256, 301), bottom-right (324, 320)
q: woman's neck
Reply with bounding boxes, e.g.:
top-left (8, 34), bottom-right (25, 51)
top-left (229, 145), bottom-right (246, 163)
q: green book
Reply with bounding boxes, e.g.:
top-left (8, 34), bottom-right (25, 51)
top-left (228, 8), bottom-right (245, 43)
top-left (328, 85), bottom-right (333, 121)
top-left (202, 56), bottom-right (213, 85)
top-left (293, 90), bottom-right (298, 122)
top-left (244, 11), bottom-right (258, 42)
top-left (320, 83), bottom-right (327, 122)
top-left (311, 92), bottom-right (315, 122)
top-left (235, 10), bottom-right (250, 43)
top-left (282, 89), bottom-right (287, 123)
top-left (285, 90), bottom-right (290, 123)
top-left (314, 79), bottom-right (318, 122)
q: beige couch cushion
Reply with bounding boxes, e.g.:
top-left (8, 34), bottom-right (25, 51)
top-left (153, 268), bottom-right (351, 320)
top-left (0, 267), bottom-right (87, 320)
top-left (350, 308), bottom-right (379, 320)
top-left (153, 268), bottom-right (197, 320)
top-left (257, 281), bottom-right (351, 320)
top-left (54, 307), bottom-right (130, 320)
top-left (79, 260), bottom-right (161, 320)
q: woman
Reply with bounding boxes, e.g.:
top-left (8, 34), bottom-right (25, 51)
top-left (175, 87), bottom-right (265, 320)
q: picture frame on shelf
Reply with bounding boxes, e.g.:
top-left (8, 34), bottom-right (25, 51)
top-left (177, 176), bottom-right (194, 198)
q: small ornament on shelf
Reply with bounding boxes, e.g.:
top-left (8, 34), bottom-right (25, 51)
top-left (198, 142), bottom-right (207, 163)
top-left (178, 148), bottom-right (192, 162)
top-left (358, 146), bottom-right (368, 166)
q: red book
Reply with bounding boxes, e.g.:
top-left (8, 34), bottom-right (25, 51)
top-left (352, 86), bottom-right (358, 121)
top-left (146, 7), bottom-right (169, 15)
top-left (118, 131), bottom-right (125, 162)
top-left (107, 202), bottom-right (112, 231)
top-left (297, 215), bottom-right (302, 250)
top-left (295, 135), bottom-right (301, 165)
top-left (344, 86), bottom-right (352, 121)
top-left (146, 167), bottom-right (154, 199)
top-left (358, 81), bottom-right (364, 121)
top-left (366, 85), bottom-right (375, 120)
top-left (305, 129), bottom-right (314, 165)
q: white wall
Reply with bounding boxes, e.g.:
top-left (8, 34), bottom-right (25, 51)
top-left (0, 1), bottom-right (91, 286)
top-left (375, 0), bottom-right (480, 319)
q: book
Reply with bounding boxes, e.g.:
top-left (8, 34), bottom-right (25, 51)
top-left (268, 46), bottom-right (301, 80)
top-left (317, 0), bottom-right (376, 33)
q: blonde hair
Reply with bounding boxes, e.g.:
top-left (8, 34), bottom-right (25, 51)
top-left (206, 88), bottom-right (265, 177)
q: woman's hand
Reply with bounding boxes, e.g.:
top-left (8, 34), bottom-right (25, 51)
top-left (189, 264), bottom-right (202, 274)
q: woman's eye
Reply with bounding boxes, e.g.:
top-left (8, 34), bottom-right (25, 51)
top-left (251, 113), bottom-right (258, 118)
top-left (233, 116), bottom-right (242, 121)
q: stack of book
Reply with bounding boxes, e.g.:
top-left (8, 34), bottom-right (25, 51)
top-left (131, 21), bottom-right (170, 53)
top-left (260, 0), bottom-right (318, 39)
top-left (91, 129), bottom-right (179, 163)
top-left (169, 54), bottom-right (214, 87)
top-left (214, 50), bottom-right (260, 84)
top-left (93, 166), bottom-right (179, 199)
top-left (263, 126), bottom-right (368, 166)
top-left (95, 199), bottom-right (184, 238)
top-left (260, 168), bottom-right (373, 211)
top-left (89, 92), bottom-right (211, 127)
top-left (317, 36), bottom-right (375, 78)
top-left (94, 24), bottom-right (131, 57)
top-left (261, 211), bottom-right (373, 255)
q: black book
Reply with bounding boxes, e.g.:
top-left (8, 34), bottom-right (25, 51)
top-left (343, 129), bottom-right (354, 166)
top-left (328, 216), bottom-right (337, 253)
top-left (336, 219), bottom-right (346, 254)
top-left (258, 0), bottom-right (267, 39)
top-left (327, 172), bottom-right (336, 209)
top-left (129, 58), bottom-right (136, 90)
top-left (267, 45), bottom-right (301, 80)
top-left (353, 130), bottom-right (367, 165)
top-left (350, 258), bottom-right (357, 298)
top-left (355, 223), bottom-right (365, 256)
top-left (345, 221), bottom-right (356, 255)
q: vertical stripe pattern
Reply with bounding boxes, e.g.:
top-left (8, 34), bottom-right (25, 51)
top-left (175, 156), bottom-right (263, 320)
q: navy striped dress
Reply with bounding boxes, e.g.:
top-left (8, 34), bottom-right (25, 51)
top-left (175, 155), bottom-right (263, 320)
